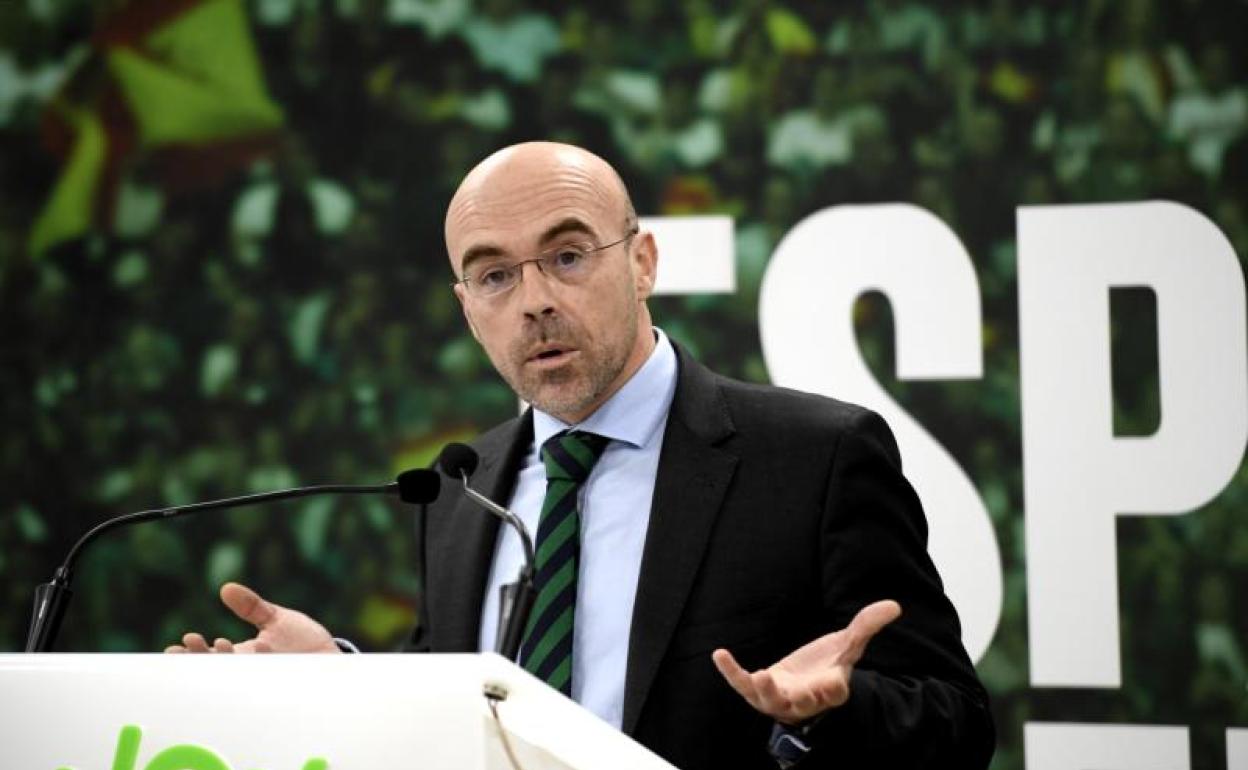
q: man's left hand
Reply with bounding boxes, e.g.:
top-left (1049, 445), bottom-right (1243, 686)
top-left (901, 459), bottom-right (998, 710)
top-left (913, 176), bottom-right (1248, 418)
top-left (712, 600), bottom-right (902, 725)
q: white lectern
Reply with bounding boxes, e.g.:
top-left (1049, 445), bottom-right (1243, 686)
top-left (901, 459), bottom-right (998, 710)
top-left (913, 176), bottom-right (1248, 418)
top-left (0, 653), bottom-right (677, 770)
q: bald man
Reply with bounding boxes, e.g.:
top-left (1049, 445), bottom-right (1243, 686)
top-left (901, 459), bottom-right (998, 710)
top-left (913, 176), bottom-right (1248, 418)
top-left (172, 142), bottom-right (994, 769)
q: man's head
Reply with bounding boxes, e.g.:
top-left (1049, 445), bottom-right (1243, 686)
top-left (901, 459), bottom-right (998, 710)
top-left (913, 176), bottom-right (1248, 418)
top-left (445, 142), bottom-right (658, 423)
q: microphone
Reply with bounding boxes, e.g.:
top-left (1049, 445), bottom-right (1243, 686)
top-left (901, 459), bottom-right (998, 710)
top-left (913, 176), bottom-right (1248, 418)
top-left (439, 442), bottom-right (480, 478)
top-left (437, 443), bottom-right (536, 663)
top-left (25, 469), bottom-right (441, 653)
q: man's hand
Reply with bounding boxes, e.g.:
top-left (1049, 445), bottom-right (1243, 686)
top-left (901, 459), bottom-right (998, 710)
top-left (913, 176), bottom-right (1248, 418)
top-left (712, 600), bottom-right (901, 725)
top-left (164, 582), bottom-right (340, 654)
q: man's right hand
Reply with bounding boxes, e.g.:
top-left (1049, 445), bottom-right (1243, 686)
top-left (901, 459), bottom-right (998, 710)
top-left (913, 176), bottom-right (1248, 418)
top-left (164, 582), bottom-right (340, 654)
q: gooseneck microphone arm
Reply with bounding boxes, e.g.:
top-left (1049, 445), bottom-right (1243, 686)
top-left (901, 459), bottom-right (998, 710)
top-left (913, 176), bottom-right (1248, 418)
top-left (26, 471), bottom-right (440, 653)
top-left (437, 443), bottom-right (537, 664)
top-left (457, 482), bottom-right (536, 570)
top-left (62, 483), bottom-right (398, 578)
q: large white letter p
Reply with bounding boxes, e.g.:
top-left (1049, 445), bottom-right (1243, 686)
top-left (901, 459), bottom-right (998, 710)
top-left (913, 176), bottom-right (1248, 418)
top-left (1020, 201), bottom-right (1247, 687)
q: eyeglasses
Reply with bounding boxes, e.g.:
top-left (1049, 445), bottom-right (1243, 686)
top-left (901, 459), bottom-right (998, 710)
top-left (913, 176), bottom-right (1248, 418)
top-left (454, 227), bottom-right (639, 299)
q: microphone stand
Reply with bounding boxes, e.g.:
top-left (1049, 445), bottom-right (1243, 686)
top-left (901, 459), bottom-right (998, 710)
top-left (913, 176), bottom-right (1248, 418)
top-left (26, 479), bottom-right (431, 653)
top-left (457, 477), bottom-right (537, 663)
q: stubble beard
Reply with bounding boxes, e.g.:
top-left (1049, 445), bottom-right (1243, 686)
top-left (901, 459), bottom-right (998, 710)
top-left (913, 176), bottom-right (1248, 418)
top-left (504, 303), bottom-right (638, 421)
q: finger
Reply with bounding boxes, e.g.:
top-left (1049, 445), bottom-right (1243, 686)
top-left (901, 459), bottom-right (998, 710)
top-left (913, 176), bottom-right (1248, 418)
top-left (785, 678), bottom-right (822, 717)
top-left (220, 582), bottom-right (278, 630)
top-left (806, 667), bottom-right (852, 710)
top-left (711, 649), bottom-right (762, 709)
top-left (750, 669), bottom-right (795, 719)
top-left (212, 637), bottom-right (234, 653)
top-left (164, 645), bottom-right (187, 654)
top-left (182, 633), bottom-right (211, 653)
top-left (232, 639), bottom-right (269, 654)
top-left (842, 600), bottom-right (902, 662)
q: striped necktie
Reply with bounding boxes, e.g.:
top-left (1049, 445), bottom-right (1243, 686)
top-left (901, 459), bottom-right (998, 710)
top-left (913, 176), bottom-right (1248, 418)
top-left (520, 430), bottom-right (610, 695)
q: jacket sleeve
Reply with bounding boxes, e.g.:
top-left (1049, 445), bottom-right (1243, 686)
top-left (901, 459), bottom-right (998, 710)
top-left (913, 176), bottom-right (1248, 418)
top-left (799, 409), bottom-right (995, 768)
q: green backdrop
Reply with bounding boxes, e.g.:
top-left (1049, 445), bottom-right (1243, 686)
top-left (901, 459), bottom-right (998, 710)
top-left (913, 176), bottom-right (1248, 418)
top-left (2, 1), bottom-right (1246, 767)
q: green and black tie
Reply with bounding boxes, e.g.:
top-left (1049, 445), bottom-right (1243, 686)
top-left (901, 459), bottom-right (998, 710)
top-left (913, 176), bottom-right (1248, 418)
top-left (520, 430), bottom-right (610, 695)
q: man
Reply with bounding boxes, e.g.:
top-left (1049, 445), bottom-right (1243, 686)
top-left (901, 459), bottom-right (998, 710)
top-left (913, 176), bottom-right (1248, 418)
top-left (171, 142), bottom-right (994, 769)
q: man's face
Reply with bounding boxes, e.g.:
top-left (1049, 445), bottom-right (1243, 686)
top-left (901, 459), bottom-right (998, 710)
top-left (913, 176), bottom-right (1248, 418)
top-left (445, 146), bottom-right (656, 423)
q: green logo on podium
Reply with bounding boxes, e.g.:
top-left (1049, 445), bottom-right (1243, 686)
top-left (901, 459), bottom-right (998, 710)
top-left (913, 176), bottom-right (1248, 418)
top-left (57, 725), bottom-right (328, 770)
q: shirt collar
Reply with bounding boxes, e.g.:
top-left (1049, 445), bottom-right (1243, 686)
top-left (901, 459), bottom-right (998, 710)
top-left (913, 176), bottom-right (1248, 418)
top-left (532, 327), bottom-right (678, 451)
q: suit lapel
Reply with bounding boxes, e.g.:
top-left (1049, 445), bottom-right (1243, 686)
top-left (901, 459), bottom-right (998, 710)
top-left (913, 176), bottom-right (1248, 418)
top-left (426, 412), bottom-right (533, 652)
top-left (622, 348), bottom-right (737, 734)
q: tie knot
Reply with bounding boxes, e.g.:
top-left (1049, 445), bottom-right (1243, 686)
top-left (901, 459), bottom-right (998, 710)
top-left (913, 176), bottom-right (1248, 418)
top-left (541, 430), bottom-right (610, 483)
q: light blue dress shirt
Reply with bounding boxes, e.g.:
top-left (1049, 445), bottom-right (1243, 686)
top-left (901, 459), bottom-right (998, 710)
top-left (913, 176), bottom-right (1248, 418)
top-left (478, 328), bottom-right (678, 728)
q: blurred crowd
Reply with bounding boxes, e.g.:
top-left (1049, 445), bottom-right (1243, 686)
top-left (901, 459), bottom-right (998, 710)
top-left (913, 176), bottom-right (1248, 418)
top-left (0, 1), bottom-right (1245, 764)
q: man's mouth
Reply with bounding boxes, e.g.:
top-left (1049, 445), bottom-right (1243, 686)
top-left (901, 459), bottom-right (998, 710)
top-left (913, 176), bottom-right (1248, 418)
top-left (526, 346), bottom-right (578, 366)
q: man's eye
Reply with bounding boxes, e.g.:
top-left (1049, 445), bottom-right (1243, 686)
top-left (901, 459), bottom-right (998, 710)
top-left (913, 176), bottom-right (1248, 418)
top-left (552, 247), bottom-right (586, 269)
top-left (477, 267), bottom-right (511, 287)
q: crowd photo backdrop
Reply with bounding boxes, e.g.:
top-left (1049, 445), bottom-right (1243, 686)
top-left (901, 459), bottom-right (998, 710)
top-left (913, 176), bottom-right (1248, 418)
top-left (1, 1), bottom-right (1246, 768)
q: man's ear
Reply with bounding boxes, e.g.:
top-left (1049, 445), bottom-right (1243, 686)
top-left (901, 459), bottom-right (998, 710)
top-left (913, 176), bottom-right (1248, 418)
top-left (632, 230), bottom-right (658, 300)
top-left (454, 283), bottom-right (482, 342)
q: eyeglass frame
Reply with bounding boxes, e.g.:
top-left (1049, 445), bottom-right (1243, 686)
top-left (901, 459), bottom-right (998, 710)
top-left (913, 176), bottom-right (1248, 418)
top-left (452, 225), bottom-right (640, 299)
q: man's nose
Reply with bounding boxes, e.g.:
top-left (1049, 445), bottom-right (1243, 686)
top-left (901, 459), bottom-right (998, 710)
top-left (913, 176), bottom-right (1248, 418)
top-left (514, 260), bottom-right (559, 317)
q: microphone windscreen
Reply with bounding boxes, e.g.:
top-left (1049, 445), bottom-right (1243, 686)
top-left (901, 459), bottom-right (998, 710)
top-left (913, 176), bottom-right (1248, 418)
top-left (396, 469), bottom-right (441, 504)
top-left (438, 443), bottom-right (480, 478)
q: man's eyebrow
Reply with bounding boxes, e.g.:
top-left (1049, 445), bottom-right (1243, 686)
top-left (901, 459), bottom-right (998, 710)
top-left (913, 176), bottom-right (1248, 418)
top-left (539, 217), bottom-right (597, 244)
top-left (459, 244), bottom-right (505, 276)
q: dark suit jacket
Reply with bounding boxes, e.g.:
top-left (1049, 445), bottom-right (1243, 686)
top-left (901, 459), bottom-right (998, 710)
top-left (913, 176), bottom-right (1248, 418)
top-left (407, 345), bottom-right (995, 769)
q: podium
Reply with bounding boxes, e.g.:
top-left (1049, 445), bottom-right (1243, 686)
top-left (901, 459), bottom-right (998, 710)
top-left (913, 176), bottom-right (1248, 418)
top-left (0, 653), bottom-right (678, 769)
